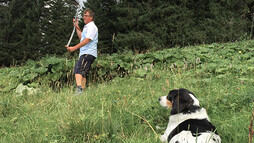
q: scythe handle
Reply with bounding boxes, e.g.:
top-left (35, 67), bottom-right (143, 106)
top-left (67, 7), bottom-right (80, 47)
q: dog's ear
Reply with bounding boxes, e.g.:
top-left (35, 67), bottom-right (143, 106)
top-left (170, 91), bottom-right (194, 114)
top-left (170, 96), bottom-right (183, 114)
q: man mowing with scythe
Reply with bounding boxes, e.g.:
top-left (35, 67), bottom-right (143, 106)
top-left (65, 8), bottom-right (98, 95)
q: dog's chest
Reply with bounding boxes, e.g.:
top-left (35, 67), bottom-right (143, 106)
top-left (163, 109), bottom-right (210, 141)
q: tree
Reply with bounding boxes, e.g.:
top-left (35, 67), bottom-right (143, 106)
top-left (0, 0), bottom-right (42, 66)
top-left (0, 0), bottom-right (77, 66)
top-left (111, 0), bottom-right (156, 52)
top-left (40, 0), bottom-right (77, 55)
top-left (0, 0), bottom-right (253, 66)
top-left (85, 0), bottom-right (118, 54)
top-left (0, 0), bottom-right (11, 66)
top-left (107, 0), bottom-right (253, 52)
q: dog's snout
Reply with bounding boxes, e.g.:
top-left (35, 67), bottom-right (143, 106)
top-left (158, 98), bottom-right (161, 101)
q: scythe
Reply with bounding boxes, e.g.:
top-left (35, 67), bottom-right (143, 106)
top-left (66, 0), bottom-right (86, 47)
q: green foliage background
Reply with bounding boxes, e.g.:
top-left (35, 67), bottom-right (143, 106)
top-left (1, 40), bottom-right (253, 93)
top-left (0, 0), bottom-right (254, 66)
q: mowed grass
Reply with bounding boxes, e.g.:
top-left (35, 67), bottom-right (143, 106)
top-left (1, 63), bottom-right (254, 143)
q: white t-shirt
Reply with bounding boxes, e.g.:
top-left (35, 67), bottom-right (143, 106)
top-left (79, 21), bottom-right (98, 57)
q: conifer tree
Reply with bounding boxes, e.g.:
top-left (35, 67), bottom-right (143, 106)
top-left (41, 0), bottom-right (76, 55)
top-left (0, 0), bottom-right (253, 66)
top-left (85, 0), bottom-right (118, 54)
top-left (0, 0), bottom-right (11, 66)
top-left (0, 0), bottom-right (42, 66)
top-left (112, 0), bottom-right (154, 52)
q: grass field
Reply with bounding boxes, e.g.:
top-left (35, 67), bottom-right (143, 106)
top-left (1, 40), bottom-right (254, 143)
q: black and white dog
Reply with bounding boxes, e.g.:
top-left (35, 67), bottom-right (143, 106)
top-left (158, 88), bottom-right (221, 143)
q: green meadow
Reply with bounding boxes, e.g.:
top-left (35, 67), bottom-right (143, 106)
top-left (1, 40), bottom-right (254, 143)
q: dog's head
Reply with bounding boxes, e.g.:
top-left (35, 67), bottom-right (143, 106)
top-left (159, 88), bottom-right (200, 115)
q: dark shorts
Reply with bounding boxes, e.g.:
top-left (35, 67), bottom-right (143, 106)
top-left (74, 54), bottom-right (96, 78)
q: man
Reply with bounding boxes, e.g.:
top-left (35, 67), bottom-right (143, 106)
top-left (65, 8), bottom-right (98, 95)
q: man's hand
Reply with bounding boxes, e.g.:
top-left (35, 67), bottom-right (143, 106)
top-left (73, 18), bottom-right (79, 26)
top-left (65, 38), bottom-right (90, 52)
top-left (73, 18), bottom-right (81, 32)
top-left (65, 45), bottom-right (76, 52)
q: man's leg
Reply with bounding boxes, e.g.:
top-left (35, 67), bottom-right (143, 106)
top-left (81, 77), bottom-right (86, 89)
top-left (75, 74), bottom-right (83, 87)
top-left (74, 54), bottom-right (95, 95)
top-left (74, 74), bottom-right (83, 95)
top-left (75, 74), bottom-right (87, 89)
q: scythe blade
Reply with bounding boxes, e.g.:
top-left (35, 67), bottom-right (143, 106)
top-left (66, 0), bottom-right (86, 47)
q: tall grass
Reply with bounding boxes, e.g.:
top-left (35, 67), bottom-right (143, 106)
top-left (1, 63), bottom-right (253, 142)
top-left (1, 40), bottom-right (254, 142)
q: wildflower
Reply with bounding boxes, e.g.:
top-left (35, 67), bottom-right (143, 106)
top-left (239, 51), bottom-right (242, 54)
top-left (196, 58), bottom-right (200, 63)
top-left (237, 87), bottom-right (240, 90)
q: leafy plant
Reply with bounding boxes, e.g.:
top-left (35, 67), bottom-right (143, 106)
top-left (1, 40), bottom-right (254, 93)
